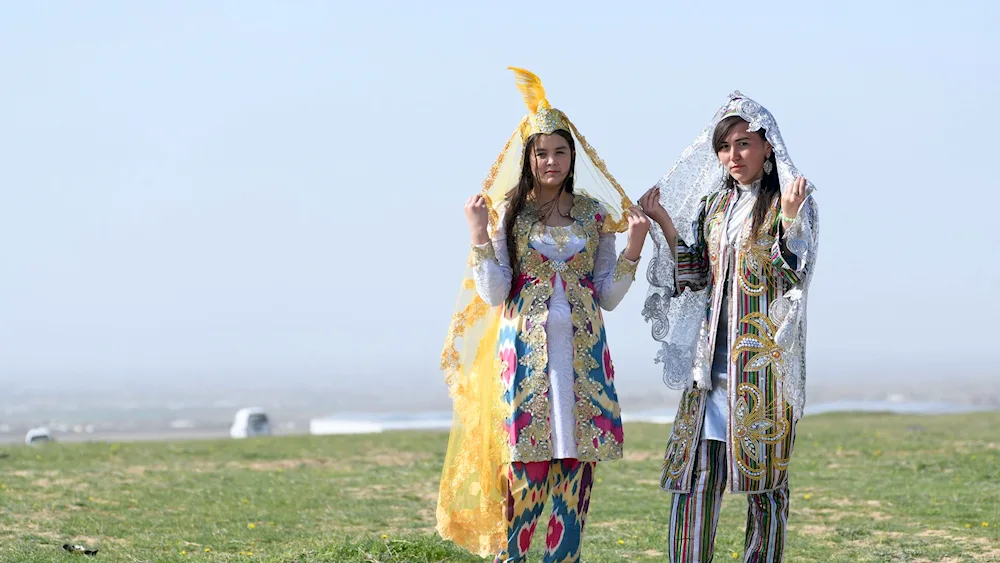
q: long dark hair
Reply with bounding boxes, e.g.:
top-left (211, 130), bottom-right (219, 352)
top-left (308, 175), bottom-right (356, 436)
top-left (712, 115), bottom-right (780, 237)
top-left (502, 129), bottom-right (577, 283)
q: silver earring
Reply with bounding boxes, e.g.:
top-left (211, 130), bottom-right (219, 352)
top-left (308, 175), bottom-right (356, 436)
top-left (763, 158), bottom-right (773, 175)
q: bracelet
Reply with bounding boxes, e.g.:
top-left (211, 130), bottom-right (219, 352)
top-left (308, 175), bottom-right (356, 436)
top-left (779, 212), bottom-right (797, 223)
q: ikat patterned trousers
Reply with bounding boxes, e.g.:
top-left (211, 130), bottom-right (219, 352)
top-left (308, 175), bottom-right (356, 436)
top-left (496, 459), bottom-right (596, 563)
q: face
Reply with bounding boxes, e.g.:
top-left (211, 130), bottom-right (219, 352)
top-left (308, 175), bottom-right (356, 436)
top-left (528, 133), bottom-right (572, 190)
top-left (716, 121), bottom-right (772, 185)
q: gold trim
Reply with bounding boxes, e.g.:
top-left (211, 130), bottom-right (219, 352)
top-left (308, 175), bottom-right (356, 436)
top-left (567, 120), bottom-right (634, 233)
top-left (612, 253), bottom-right (638, 282)
top-left (507, 196), bottom-right (621, 462)
top-left (469, 242), bottom-right (497, 267)
top-left (732, 383), bottom-right (788, 480)
top-left (662, 389), bottom-right (702, 481)
top-left (479, 119), bottom-right (526, 233)
top-left (732, 312), bottom-right (785, 377)
top-left (440, 292), bottom-right (490, 392)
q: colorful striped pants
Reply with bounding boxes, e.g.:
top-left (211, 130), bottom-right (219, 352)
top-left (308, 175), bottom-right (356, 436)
top-left (496, 458), bottom-right (596, 563)
top-left (669, 440), bottom-right (789, 563)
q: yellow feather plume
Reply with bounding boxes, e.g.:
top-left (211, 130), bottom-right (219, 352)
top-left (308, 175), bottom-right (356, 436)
top-left (508, 67), bottom-right (549, 113)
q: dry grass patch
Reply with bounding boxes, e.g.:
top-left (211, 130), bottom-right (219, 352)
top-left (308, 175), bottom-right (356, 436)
top-left (623, 451), bottom-right (659, 462)
top-left (124, 464), bottom-right (168, 475)
top-left (231, 458), bottom-right (333, 471)
top-left (797, 524), bottom-right (835, 536)
top-left (366, 450), bottom-right (432, 467)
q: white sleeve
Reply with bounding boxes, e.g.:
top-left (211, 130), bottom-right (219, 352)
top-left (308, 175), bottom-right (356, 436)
top-left (591, 232), bottom-right (638, 311)
top-left (471, 220), bottom-right (513, 307)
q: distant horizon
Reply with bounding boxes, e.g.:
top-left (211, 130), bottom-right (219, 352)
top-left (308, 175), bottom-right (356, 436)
top-left (2, 364), bottom-right (995, 402)
top-left (1, 359), bottom-right (996, 389)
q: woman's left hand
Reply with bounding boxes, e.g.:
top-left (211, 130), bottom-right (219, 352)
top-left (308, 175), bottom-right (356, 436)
top-left (781, 177), bottom-right (808, 221)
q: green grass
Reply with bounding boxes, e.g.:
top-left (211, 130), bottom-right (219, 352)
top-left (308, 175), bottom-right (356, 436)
top-left (1, 412), bottom-right (998, 562)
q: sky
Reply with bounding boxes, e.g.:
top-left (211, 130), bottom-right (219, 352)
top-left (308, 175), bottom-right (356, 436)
top-left (0, 1), bottom-right (996, 399)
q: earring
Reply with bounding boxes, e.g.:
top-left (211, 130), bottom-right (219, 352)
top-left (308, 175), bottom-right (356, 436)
top-left (763, 157), bottom-right (773, 175)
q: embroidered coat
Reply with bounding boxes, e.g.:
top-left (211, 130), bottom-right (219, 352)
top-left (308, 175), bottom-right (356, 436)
top-left (472, 195), bottom-right (637, 463)
top-left (661, 189), bottom-right (818, 494)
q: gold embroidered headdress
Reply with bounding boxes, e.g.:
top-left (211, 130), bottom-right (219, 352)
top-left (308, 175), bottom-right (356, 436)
top-left (436, 68), bottom-right (632, 556)
top-left (476, 67), bottom-right (633, 235)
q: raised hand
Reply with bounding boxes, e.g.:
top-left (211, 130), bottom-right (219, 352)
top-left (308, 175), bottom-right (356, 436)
top-left (623, 205), bottom-right (650, 261)
top-left (464, 194), bottom-right (490, 245)
top-left (639, 187), bottom-right (677, 241)
top-left (781, 177), bottom-right (808, 222)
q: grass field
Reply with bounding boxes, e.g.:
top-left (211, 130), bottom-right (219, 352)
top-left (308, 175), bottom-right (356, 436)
top-left (1, 412), bottom-right (998, 562)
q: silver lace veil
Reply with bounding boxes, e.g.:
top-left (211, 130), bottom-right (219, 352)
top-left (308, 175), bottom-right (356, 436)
top-left (641, 91), bottom-right (819, 418)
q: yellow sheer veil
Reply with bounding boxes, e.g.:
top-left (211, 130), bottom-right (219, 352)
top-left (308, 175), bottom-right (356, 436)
top-left (436, 67), bottom-right (632, 556)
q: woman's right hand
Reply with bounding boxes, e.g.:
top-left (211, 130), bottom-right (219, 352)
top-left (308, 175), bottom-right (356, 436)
top-left (639, 187), bottom-right (677, 240)
top-left (465, 194), bottom-right (490, 245)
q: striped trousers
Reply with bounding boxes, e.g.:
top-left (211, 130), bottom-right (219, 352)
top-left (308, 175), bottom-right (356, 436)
top-left (669, 440), bottom-right (789, 563)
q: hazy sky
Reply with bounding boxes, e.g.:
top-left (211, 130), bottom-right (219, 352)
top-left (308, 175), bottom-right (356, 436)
top-left (1, 1), bottom-right (996, 398)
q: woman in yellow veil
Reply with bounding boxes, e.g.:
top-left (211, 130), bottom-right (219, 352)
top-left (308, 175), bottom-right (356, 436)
top-left (437, 68), bottom-right (649, 562)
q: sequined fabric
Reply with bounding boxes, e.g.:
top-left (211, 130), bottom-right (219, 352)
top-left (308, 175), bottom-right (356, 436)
top-left (495, 196), bottom-right (628, 463)
top-left (658, 190), bottom-right (815, 494)
top-left (643, 91), bottom-right (820, 417)
top-left (466, 196), bottom-right (634, 463)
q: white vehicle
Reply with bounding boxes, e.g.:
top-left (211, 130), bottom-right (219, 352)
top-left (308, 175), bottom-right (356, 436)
top-left (24, 427), bottom-right (53, 445)
top-left (229, 408), bottom-right (271, 438)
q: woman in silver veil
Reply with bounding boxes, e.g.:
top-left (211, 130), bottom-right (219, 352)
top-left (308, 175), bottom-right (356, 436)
top-left (637, 92), bottom-right (819, 562)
